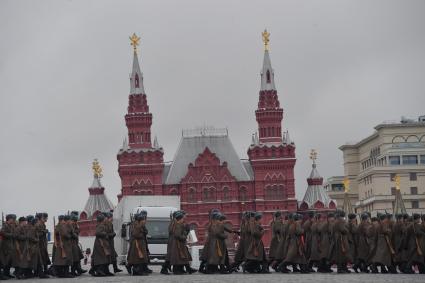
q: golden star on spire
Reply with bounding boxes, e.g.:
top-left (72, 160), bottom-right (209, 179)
top-left (310, 149), bottom-right (318, 163)
top-left (343, 177), bottom-right (350, 193)
top-left (262, 29), bottom-right (270, 51)
top-left (129, 33), bottom-right (141, 53)
top-left (92, 159), bottom-right (103, 179)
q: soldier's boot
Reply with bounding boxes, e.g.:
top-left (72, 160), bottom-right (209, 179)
top-left (103, 265), bottom-right (114, 276)
top-left (300, 264), bottom-right (310, 274)
top-left (185, 264), bottom-right (197, 274)
top-left (142, 263), bottom-right (152, 274)
top-left (308, 262), bottom-right (316, 272)
top-left (337, 264), bottom-right (345, 274)
top-left (370, 263), bottom-right (379, 274)
top-left (292, 264), bottom-right (301, 273)
top-left (71, 264), bottom-right (79, 276)
top-left (388, 265), bottom-right (397, 274)
top-left (160, 265), bottom-right (170, 275)
top-left (198, 261), bottom-right (207, 274)
top-left (380, 265), bottom-right (388, 274)
top-left (65, 266), bottom-right (75, 278)
top-left (260, 263), bottom-right (271, 274)
top-left (3, 267), bottom-right (14, 279)
top-left (77, 262), bottom-right (87, 274)
top-left (93, 266), bottom-right (106, 277)
top-left (37, 265), bottom-right (49, 279)
top-left (0, 268), bottom-right (8, 281)
top-left (172, 265), bottom-right (185, 275)
top-left (276, 262), bottom-right (289, 273)
top-left (113, 261), bottom-right (123, 273)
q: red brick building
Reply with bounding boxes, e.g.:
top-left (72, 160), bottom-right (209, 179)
top-left (115, 37), bottom-right (298, 246)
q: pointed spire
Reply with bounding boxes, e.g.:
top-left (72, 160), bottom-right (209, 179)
top-left (393, 174), bottom-right (407, 215)
top-left (255, 132), bottom-right (259, 145)
top-left (282, 131), bottom-right (287, 144)
top-left (122, 137), bottom-right (129, 151)
top-left (153, 135), bottom-right (159, 149)
top-left (129, 33), bottom-right (145, 95)
top-left (251, 134), bottom-right (255, 145)
top-left (260, 29), bottom-right (276, 91)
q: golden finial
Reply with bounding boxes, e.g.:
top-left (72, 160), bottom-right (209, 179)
top-left (262, 29), bottom-right (270, 51)
top-left (393, 174), bottom-right (401, 190)
top-left (92, 159), bottom-right (103, 179)
top-left (129, 33), bottom-right (141, 53)
top-left (343, 177), bottom-right (350, 193)
top-left (310, 149), bottom-right (318, 163)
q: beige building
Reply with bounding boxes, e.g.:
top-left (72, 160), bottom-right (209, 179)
top-left (323, 176), bottom-right (358, 210)
top-left (339, 116), bottom-right (425, 215)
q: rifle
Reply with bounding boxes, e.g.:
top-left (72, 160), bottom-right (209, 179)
top-left (412, 223), bottom-right (423, 256)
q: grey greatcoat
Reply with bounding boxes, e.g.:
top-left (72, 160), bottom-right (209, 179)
top-left (70, 222), bottom-right (83, 264)
top-left (35, 221), bottom-right (51, 266)
top-left (0, 222), bottom-right (17, 267)
top-left (245, 221), bottom-right (265, 262)
top-left (53, 223), bottom-right (73, 266)
top-left (105, 221), bottom-right (118, 262)
top-left (234, 221), bottom-right (247, 263)
top-left (370, 222), bottom-right (393, 267)
top-left (284, 222), bottom-right (306, 264)
top-left (309, 220), bottom-right (321, 262)
top-left (268, 220), bottom-right (283, 261)
top-left (302, 219), bottom-right (313, 260)
top-left (275, 222), bottom-right (289, 261)
top-left (127, 221), bottom-right (149, 265)
top-left (207, 223), bottom-right (227, 265)
top-left (392, 220), bottom-right (406, 263)
top-left (356, 221), bottom-right (370, 262)
top-left (405, 222), bottom-right (425, 264)
top-left (91, 222), bottom-right (111, 266)
top-left (170, 222), bottom-right (191, 265)
top-left (318, 221), bottom-right (331, 261)
top-left (329, 219), bottom-right (351, 264)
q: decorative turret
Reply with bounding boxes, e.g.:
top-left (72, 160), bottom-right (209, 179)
top-left (255, 29), bottom-right (283, 144)
top-left (117, 33), bottom-right (164, 199)
top-left (342, 177), bottom-right (354, 215)
top-left (125, 33), bottom-right (153, 149)
top-left (78, 159), bottom-right (114, 236)
top-left (299, 150), bottom-right (336, 211)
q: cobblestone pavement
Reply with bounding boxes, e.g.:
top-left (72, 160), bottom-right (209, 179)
top-left (17, 267), bottom-right (425, 283)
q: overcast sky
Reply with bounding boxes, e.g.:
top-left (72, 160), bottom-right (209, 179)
top-left (1, 0), bottom-right (424, 224)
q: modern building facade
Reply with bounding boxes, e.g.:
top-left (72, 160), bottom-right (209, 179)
top-left (115, 32), bottom-right (298, 245)
top-left (323, 176), bottom-right (358, 211)
top-left (339, 117), bottom-right (425, 215)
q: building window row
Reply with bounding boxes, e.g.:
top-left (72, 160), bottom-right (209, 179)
top-left (186, 186), bottom-right (248, 203)
top-left (388, 154), bottom-right (425, 165)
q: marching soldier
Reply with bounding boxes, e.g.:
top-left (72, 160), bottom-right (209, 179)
top-left (281, 213), bottom-right (307, 273)
top-left (308, 213), bottom-right (322, 272)
top-left (244, 212), bottom-right (269, 273)
top-left (354, 213), bottom-right (371, 273)
top-left (160, 211), bottom-right (177, 275)
top-left (0, 214), bottom-right (17, 279)
top-left (104, 212), bottom-right (122, 274)
top-left (404, 213), bottom-right (425, 273)
top-left (53, 215), bottom-right (74, 278)
top-left (69, 212), bottom-right (86, 276)
top-left (269, 211), bottom-right (283, 270)
top-left (347, 213), bottom-right (358, 272)
top-left (199, 209), bottom-right (220, 274)
top-left (329, 211), bottom-right (351, 273)
top-left (229, 211), bottom-right (250, 272)
top-left (91, 214), bottom-right (112, 276)
top-left (392, 213), bottom-right (406, 272)
top-left (34, 213), bottom-right (50, 278)
top-left (169, 211), bottom-right (192, 275)
top-left (206, 213), bottom-right (228, 274)
top-left (370, 214), bottom-right (394, 273)
top-left (317, 212), bottom-right (333, 273)
top-left (275, 214), bottom-right (289, 272)
top-left (302, 211), bottom-right (315, 272)
top-left (127, 212), bottom-right (149, 276)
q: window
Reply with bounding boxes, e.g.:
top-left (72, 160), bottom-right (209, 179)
top-left (421, 155), bottom-right (425, 164)
top-left (135, 73), bottom-right (139, 88)
top-left (391, 187), bottom-right (396, 195)
top-left (202, 187), bottom-right (216, 202)
top-left (188, 188), bottom-right (196, 203)
top-left (389, 156), bottom-right (400, 165)
top-left (410, 187), bottom-right (418, 195)
top-left (222, 187), bottom-right (230, 201)
top-left (390, 173), bottom-right (396, 181)
top-left (410, 173), bottom-right (417, 181)
top-left (266, 70), bottom-right (271, 83)
top-left (411, 201), bottom-right (419, 209)
top-left (403, 155), bottom-right (418, 165)
top-left (239, 187), bottom-right (247, 201)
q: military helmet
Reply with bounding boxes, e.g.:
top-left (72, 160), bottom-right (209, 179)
top-left (348, 213), bottom-right (356, 220)
top-left (274, 211), bottom-right (282, 218)
top-left (254, 212), bottom-right (263, 220)
top-left (361, 213), bottom-right (369, 221)
top-left (413, 213), bottom-right (420, 220)
top-left (18, 216), bottom-right (26, 222)
top-left (6, 214), bottom-right (17, 221)
top-left (96, 214), bottom-right (105, 222)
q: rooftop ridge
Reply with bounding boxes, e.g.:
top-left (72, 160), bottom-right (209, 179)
top-left (182, 126), bottom-right (228, 138)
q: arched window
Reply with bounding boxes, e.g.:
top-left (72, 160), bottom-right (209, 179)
top-left (135, 73), bottom-right (140, 88)
top-left (202, 187), bottom-right (216, 202)
top-left (266, 70), bottom-right (271, 83)
top-left (188, 187), bottom-right (196, 203)
top-left (239, 187), bottom-right (247, 201)
top-left (222, 186), bottom-right (230, 201)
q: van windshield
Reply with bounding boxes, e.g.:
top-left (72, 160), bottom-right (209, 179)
top-left (146, 220), bottom-right (170, 239)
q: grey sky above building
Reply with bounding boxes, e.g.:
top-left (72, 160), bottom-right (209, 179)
top-left (1, 0), bottom-right (424, 221)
